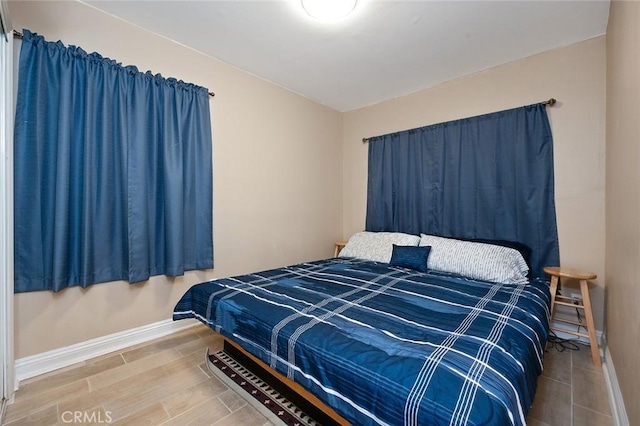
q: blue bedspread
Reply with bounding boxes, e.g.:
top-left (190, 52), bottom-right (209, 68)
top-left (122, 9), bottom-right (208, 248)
top-left (173, 257), bottom-right (550, 426)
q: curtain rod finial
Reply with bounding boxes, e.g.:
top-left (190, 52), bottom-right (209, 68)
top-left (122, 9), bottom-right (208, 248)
top-left (546, 98), bottom-right (556, 106)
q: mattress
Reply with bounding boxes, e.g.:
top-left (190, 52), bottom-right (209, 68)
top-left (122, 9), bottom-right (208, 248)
top-left (173, 257), bottom-right (550, 426)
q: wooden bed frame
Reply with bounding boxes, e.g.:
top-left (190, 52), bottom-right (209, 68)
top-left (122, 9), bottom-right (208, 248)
top-left (222, 337), bottom-right (350, 426)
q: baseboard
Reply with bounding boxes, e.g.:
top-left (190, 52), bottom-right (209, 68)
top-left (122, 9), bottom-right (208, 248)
top-left (551, 300), bottom-right (604, 346)
top-left (602, 345), bottom-right (630, 426)
top-left (550, 318), bottom-right (603, 346)
top-left (14, 318), bottom-right (199, 390)
top-left (0, 398), bottom-right (6, 425)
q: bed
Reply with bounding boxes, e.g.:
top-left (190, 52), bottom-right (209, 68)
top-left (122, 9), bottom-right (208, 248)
top-left (173, 234), bottom-right (550, 426)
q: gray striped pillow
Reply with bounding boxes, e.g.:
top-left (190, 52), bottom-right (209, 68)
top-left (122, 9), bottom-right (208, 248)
top-left (419, 234), bottom-right (529, 284)
top-left (339, 231), bottom-right (420, 263)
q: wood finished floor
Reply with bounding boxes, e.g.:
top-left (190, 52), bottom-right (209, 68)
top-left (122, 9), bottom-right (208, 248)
top-left (2, 322), bottom-right (614, 426)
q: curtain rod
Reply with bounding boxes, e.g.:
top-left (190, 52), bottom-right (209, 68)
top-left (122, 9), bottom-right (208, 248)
top-left (12, 30), bottom-right (215, 98)
top-left (361, 98), bottom-right (557, 143)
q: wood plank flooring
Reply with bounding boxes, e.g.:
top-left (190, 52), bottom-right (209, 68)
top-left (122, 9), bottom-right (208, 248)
top-left (1, 322), bottom-right (614, 425)
top-left (3, 324), bottom-right (271, 426)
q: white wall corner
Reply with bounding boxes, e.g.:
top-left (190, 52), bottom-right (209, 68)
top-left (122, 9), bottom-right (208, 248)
top-left (13, 318), bottom-right (199, 390)
top-left (601, 337), bottom-right (630, 426)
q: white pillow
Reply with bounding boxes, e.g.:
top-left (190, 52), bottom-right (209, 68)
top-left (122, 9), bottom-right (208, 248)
top-left (419, 234), bottom-right (529, 284)
top-left (339, 231), bottom-right (420, 263)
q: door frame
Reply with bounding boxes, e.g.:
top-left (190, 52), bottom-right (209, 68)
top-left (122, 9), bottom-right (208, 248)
top-left (0, 0), bottom-right (15, 412)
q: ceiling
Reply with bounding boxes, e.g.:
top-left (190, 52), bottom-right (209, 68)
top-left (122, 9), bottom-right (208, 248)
top-left (85, 0), bottom-right (610, 112)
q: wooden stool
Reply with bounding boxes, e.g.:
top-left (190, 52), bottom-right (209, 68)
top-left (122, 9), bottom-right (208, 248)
top-left (334, 241), bottom-right (347, 257)
top-left (543, 266), bottom-right (600, 366)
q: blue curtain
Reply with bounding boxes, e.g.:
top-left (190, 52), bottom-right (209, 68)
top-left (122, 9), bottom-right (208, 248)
top-left (366, 104), bottom-right (559, 278)
top-left (14, 30), bottom-right (213, 293)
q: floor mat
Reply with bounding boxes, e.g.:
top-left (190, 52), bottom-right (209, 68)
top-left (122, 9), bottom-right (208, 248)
top-left (205, 348), bottom-right (319, 426)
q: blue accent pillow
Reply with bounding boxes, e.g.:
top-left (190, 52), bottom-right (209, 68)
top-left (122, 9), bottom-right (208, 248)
top-left (389, 244), bottom-right (431, 273)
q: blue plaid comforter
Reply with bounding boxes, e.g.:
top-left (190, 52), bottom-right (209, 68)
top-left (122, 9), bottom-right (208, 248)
top-left (173, 257), bottom-right (550, 426)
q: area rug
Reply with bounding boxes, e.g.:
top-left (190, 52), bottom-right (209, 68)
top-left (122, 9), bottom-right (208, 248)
top-left (205, 348), bottom-right (319, 426)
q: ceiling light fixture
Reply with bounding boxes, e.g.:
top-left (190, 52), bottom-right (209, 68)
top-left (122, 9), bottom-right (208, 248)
top-left (301, 0), bottom-right (358, 22)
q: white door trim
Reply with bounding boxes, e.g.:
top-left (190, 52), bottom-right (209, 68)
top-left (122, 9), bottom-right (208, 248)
top-left (0, 0), bottom-right (15, 409)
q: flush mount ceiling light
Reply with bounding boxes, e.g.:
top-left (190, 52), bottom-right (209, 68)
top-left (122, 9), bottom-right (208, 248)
top-left (301, 0), bottom-right (358, 22)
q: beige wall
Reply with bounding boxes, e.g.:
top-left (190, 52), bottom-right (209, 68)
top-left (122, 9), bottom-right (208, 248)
top-left (9, 1), bottom-right (343, 358)
top-left (9, 0), bottom-right (635, 420)
top-left (343, 37), bottom-right (607, 330)
top-left (605, 1), bottom-right (640, 424)
top-left (9, 0), bottom-right (612, 369)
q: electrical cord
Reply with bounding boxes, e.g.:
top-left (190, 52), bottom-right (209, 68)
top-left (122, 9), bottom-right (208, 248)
top-left (546, 329), bottom-right (581, 352)
top-left (576, 306), bottom-right (585, 334)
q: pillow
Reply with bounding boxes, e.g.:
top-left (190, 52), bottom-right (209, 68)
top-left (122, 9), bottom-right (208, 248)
top-left (419, 234), bottom-right (529, 284)
top-left (339, 231), bottom-right (420, 263)
top-left (389, 245), bottom-right (431, 273)
top-left (456, 237), bottom-right (532, 274)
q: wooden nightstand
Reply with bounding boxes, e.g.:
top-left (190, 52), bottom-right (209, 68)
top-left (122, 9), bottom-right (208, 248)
top-left (543, 266), bottom-right (600, 366)
top-left (334, 241), bottom-right (347, 257)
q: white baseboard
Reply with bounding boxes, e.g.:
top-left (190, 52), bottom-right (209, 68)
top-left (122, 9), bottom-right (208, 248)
top-left (14, 318), bottom-right (199, 390)
top-left (551, 300), bottom-right (604, 346)
top-left (0, 398), bottom-right (6, 425)
top-left (602, 345), bottom-right (630, 426)
top-left (550, 318), bottom-right (603, 346)
top-left (550, 302), bottom-right (603, 345)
